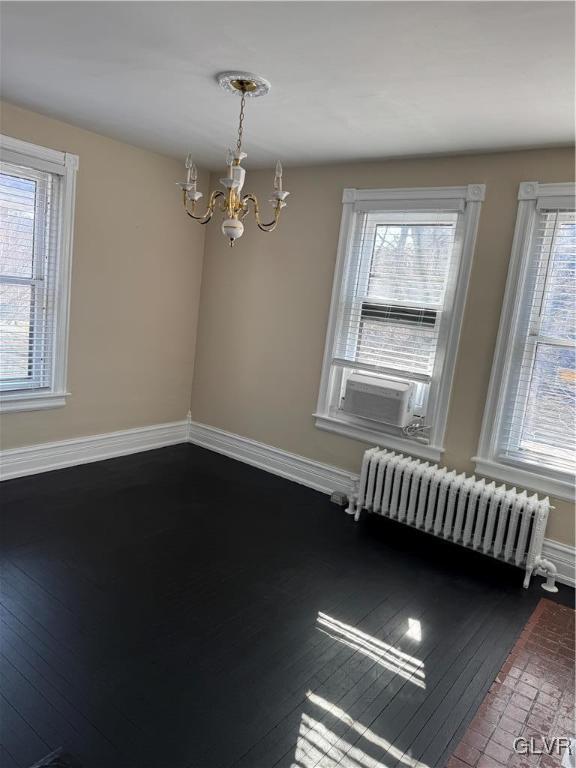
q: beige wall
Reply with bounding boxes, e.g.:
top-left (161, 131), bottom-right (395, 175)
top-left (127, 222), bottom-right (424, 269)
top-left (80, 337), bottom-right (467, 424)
top-left (191, 148), bottom-right (575, 546)
top-left (0, 101), bottom-right (207, 447)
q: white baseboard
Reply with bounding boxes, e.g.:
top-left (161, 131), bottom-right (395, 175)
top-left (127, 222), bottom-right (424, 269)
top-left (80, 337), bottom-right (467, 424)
top-left (0, 420), bottom-right (188, 481)
top-left (187, 420), bottom-right (357, 495)
top-left (188, 420), bottom-right (575, 588)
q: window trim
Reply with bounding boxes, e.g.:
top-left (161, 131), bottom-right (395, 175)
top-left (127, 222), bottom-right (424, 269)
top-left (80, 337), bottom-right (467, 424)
top-left (473, 181), bottom-right (575, 501)
top-left (0, 135), bottom-right (78, 413)
top-left (315, 184), bottom-right (485, 462)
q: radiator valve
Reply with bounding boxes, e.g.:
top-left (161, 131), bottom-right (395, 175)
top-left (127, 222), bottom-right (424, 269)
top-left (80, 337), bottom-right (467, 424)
top-left (535, 556), bottom-right (559, 593)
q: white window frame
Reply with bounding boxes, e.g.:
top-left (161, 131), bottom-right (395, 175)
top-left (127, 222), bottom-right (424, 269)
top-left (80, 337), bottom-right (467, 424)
top-left (474, 181), bottom-right (575, 502)
top-left (315, 184), bottom-right (485, 462)
top-left (0, 135), bottom-right (78, 413)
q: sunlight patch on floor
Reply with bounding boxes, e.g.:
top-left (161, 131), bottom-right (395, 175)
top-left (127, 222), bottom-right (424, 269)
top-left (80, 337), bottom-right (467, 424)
top-left (406, 618), bottom-right (422, 642)
top-left (316, 612), bottom-right (425, 688)
top-left (289, 691), bottom-right (430, 768)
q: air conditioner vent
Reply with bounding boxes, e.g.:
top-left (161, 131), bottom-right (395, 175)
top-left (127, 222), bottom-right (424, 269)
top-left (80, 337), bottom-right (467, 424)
top-left (340, 374), bottom-right (415, 427)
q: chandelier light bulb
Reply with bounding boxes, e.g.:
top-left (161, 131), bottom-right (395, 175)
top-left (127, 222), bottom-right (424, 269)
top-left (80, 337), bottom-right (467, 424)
top-left (274, 161), bottom-right (283, 191)
top-left (184, 155), bottom-right (198, 185)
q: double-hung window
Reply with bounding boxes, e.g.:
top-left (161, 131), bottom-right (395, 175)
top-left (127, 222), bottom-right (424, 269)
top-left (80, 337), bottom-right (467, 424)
top-left (475, 182), bottom-right (575, 500)
top-left (315, 185), bottom-right (485, 462)
top-left (0, 136), bottom-right (78, 412)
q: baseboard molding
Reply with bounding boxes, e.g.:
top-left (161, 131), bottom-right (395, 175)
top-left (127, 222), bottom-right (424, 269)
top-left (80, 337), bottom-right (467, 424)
top-left (187, 420), bottom-right (357, 495)
top-left (0, 420), bottom-right (188, 481)
top-left (541, 539), bottom-right (576, 588)
top-left (188, 420), bottom-right (575, 588)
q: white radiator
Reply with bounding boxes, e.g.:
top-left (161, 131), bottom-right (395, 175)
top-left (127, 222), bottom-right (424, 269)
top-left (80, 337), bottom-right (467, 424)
top-left (348, 447), bottom-right (558, 591)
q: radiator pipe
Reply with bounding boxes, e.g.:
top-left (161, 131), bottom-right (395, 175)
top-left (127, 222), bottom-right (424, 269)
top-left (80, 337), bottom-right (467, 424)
top-left (534, 556), bottom-right (559, 593)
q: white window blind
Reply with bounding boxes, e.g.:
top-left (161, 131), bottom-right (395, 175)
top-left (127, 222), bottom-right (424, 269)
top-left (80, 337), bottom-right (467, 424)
top-left (0, 135), bottom-right (77, 413)
top-left (334, 210), bottom-right (458, 384)
top-left (475, 181), bottom-right (575, 501)
top-left (498, 206), bottom-right (575, 473)
top-left (0, 162), bottom-right (61, 390)
top-left (316, 185), bottom-right (485, 460)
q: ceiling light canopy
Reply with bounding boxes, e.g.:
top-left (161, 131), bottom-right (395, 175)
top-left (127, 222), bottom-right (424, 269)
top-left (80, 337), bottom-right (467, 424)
top-left (177, 71), bottom-right (289, 246)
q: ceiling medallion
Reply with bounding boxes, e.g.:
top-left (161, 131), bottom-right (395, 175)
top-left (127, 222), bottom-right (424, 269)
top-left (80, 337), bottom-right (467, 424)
top-left (177, 71), bottom-right (288, 246)
top-left (216, 71), bottom-right (271, 98)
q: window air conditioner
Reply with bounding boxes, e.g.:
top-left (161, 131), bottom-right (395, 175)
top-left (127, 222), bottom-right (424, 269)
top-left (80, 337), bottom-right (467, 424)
top-left (340, 373), bottom-right (415, 427)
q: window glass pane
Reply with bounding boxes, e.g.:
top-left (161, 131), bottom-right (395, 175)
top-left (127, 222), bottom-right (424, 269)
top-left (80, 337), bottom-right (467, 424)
top-left (335, 212), bottom-right (459, 385)
top-left (518, 343), bottom-right (575, 471)
top-left (0, 147), bottom-right (72, 401)
top-left (324, 196), bottom-right (476, 441)
top-left (357, 319), bottom-right (437, 375)
top-left (539, 214), bottom-right (576, 341)
top-left (0, 172), bottom-right (36, 278)
top-left (367, 221), bottom-right (456, 307)
top-left (494, 201), bottom-right (576, 479)
top-left (0, 282), bottom-right (33, 380)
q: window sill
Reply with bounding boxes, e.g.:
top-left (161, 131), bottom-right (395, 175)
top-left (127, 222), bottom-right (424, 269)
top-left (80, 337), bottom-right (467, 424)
top-left (472, 456), bottom-right (575, 502)
top-left (314, 412), bottom-right (444, 463)
top-left (0, 391), bottom-right (69, 413)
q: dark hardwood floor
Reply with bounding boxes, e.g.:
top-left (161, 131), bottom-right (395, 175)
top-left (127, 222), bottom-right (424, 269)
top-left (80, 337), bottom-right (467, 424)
top-left (0, 444), bottom-right (573, 768)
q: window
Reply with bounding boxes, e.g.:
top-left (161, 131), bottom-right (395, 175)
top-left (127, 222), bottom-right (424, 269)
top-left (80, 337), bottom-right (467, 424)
top-left (315, 185), bottom-right (485, 461)
top-left (475, 182), bottom-right (575, 501)
top-left (0, 136), bottom-right (78, 412)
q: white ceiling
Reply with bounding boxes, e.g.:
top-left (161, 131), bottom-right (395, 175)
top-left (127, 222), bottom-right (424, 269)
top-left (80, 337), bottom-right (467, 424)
top-left (1, 2), bottom-right (574, 169)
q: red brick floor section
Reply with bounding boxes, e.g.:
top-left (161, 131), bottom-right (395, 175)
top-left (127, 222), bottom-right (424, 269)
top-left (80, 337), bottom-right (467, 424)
top-left (448, 598), bottom-right (575, 768)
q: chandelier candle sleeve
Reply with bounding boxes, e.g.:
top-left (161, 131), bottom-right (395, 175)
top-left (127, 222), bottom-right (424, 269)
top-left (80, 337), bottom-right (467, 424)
top-left (226, 149), bottom-right (234, 179)
top-left (176, 71), bottom-right (289, 246)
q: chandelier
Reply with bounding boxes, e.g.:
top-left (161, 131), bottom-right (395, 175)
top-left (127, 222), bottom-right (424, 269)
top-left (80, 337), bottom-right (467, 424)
top-left (177, 71), bottom-right (289, 246)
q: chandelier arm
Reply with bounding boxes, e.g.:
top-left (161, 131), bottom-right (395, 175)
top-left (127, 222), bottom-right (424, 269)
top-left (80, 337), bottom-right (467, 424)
top-left (241, 193), bottom-right (283, 231)
top-left (182, 189), bottom-right (225, 223)
top-left (256, 215), bottom-right (281, 232)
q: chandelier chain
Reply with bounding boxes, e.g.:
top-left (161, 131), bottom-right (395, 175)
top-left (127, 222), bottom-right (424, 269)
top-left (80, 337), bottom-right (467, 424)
top-left (236, 92), bottom-right (246, 153)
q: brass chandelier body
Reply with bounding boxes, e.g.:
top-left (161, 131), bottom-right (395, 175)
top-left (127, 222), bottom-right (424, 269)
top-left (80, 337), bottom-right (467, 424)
top-left (177, 73), bottom-right (289, 246)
